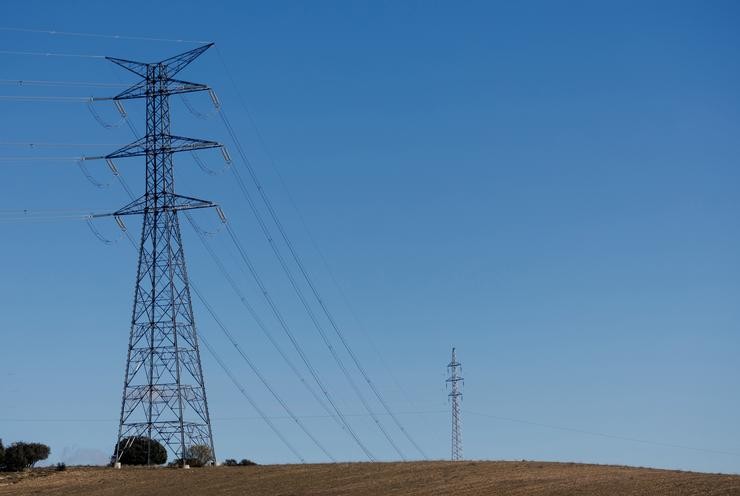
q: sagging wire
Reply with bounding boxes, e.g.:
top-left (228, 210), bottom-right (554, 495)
top-left (0, 79), bottom-right (127, 88)
top-left (218, 209), bottom-right (377, 461)
top-left (191, 282), bottom-right (336, 462)
top-left (85, 215), bottom-right (125, 245)
top-left (180, 89), bottom-right (220, 120)
top-left (188, 206), bottom-right (226, 236)
top-left (191, 146), bottom-right (232, 177)
top-left (0, 95), bottom-right (93, 102)
top-left (0, 210), bottom-right (96, 223)
top-left (0, 142), bottom-right (125, 148)
top-left (219, 111), bottom-right (407, 460)
top-left (87, 99), bottom-right (127, 129)
top-left (77, 158), bottom-right (109, 189)
top-left (0, 49), bottom-right (105, 58)
top-left (0, 27), bottom-right (212, 45)
top-left (186, 210), bottom-right (345, 433)
top-left (215, 98), bottom-right (428, 459)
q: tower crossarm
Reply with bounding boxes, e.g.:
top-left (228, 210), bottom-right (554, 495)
top-left (106, 79), bottom-right (210, 100)
top-left (86, 136), bottom-right (222, 161)
top-left (105, 193), bottom-right (217, 217)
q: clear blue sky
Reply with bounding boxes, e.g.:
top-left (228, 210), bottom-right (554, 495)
top-left (1, 0), bottom-right (739, 473)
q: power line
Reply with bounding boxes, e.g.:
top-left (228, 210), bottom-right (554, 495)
top-left (214, 44), bottom-right (428, 433)
top-left (0, 410), bottom-right (449, 423)
top-left (0, 156), bottom-right (82, 161)
top-left (0, 79), bottom-right (127, 88)
top-left (0, 142), bottom-right (125, 147)
top-left (0, 49), bottom-right (105, 58)
top-left (198, 334), bottom-right (306, 463)
top-left (217, 102), bottom-right (426, 460)
top-left (221, 218), bottom-right (377, 461)
top-left (463, 410), bottom-right (740, 458)
top-left (190, 282), bottom-right (337, 462)
top-left (0, 96), bottom-right (92, 102)
top-left (217, 108), bottom-right (406, 460)
top-left (185, 213), bottom-right (344, 432)
top-left (0, 26), bottom-right (211, 44)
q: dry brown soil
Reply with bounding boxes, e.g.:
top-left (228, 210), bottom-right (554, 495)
top-left (2, 461), bottom-right (739, 496)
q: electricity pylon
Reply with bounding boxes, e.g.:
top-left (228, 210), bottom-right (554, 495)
top-left (446, 347), bottom-right (463, 461)
top-left (95, 44), bottom-right (222, 466)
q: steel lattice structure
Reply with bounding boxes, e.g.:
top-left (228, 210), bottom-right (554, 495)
top-left (98, 44), bottom-right (222, 466)
top-left (446, 347), bottom-right (463, 461)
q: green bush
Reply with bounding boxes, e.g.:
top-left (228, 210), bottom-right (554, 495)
top-left (114, 437), bottom-right (167, 466)
top-left (223, 458), bottom-right (238, 466)
top-left (0, 439), bottom-right (5, 467)
top-left (239, 459), bottom-right (257, 466)
top-left (2, 442), bottom-right (50, 471)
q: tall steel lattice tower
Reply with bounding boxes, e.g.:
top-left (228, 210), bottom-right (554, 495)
top-left (98, 44), bottom-right (223, 466)
top-left (446, 347), bottom-right (463, 461)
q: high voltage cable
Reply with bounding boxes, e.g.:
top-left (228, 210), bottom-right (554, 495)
top-left (0, 49), bottom-right (105, 58)
top-left (218, 106), bottom-right (421, 459)
top-left (198, 333), bottom-right (306, 463)
top-left (190, 282), bottom-right (336, 462)
top-left (0, 142), bottom-right (125, 147)
top-left (218, 110), bottom-right (403, 459)
top-left (0, 156), bottom-right (81, 161)
top-left (0, 95), bottom-right (92, 102)
top-left (0, 26), bottom-right (211, 44)
top-left (210, 50), bottom-right (426, 457)
top-left (221, 219), bottom-right (377, 461)
top-left (215, 44), bottom-right (425, 430)
top-left (5, 407), bottom-right (738, 459)
top-left (0, 79), bottom-right (126, 88)
top-left (185, 212), bottom-right (344, 432)
top-left (0, 410), bottom-right (449, 423)
top-left (462, 410), bottom-right (740, 458)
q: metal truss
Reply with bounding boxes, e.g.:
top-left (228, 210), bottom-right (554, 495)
top-left (98, 44), bottom-right (220, 466)
top-left (446, 347), bottom-right (464, 461)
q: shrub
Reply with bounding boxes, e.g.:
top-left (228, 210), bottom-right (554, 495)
top-left (3, 442), bottom-right (50, 471)
top-left (55, 462), bottom-right (67, 472)
top-left (0, 439), bottom-right (4, 468)
top-left (184, 444), bottom-right (213, 467)
top-left (239, 459), bottom-right (257, 466)
top-left (223, 459), bottom-right (238, 466)
top-left (114, 437), bottom-right (167, 466)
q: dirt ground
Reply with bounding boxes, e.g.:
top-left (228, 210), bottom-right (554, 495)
top-left (1, 461), bottom-right (739, 496)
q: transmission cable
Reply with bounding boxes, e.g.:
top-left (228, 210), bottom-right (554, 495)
top-left (198, 334), bottom-right (306, 463)
top-left (0, 49), bottom-right (106, 58)
top-left (186, 212), bottom-right (344, 431)
top-left (220, 216), bottom-right (377, 461)
top-left (0, 26), bottom-right (211, 44)
top-left (217, 107), bottom-right (411, 459)
top-left (190, 282), bottom-right (336, 462)
top-left (214, 52), bottom-right (428, 455)
top-left (0, 79), bottom-right (126, 88)
top-left (218, 46), bottom-right (419, 421)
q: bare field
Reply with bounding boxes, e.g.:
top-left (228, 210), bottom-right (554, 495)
top-left (2, 461), bottom-right (739, 496)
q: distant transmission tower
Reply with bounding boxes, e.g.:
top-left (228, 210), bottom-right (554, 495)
top-left (446, 347), bottom-right (463, 461)
top-left (95, 44), bottom-right (223, 466)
